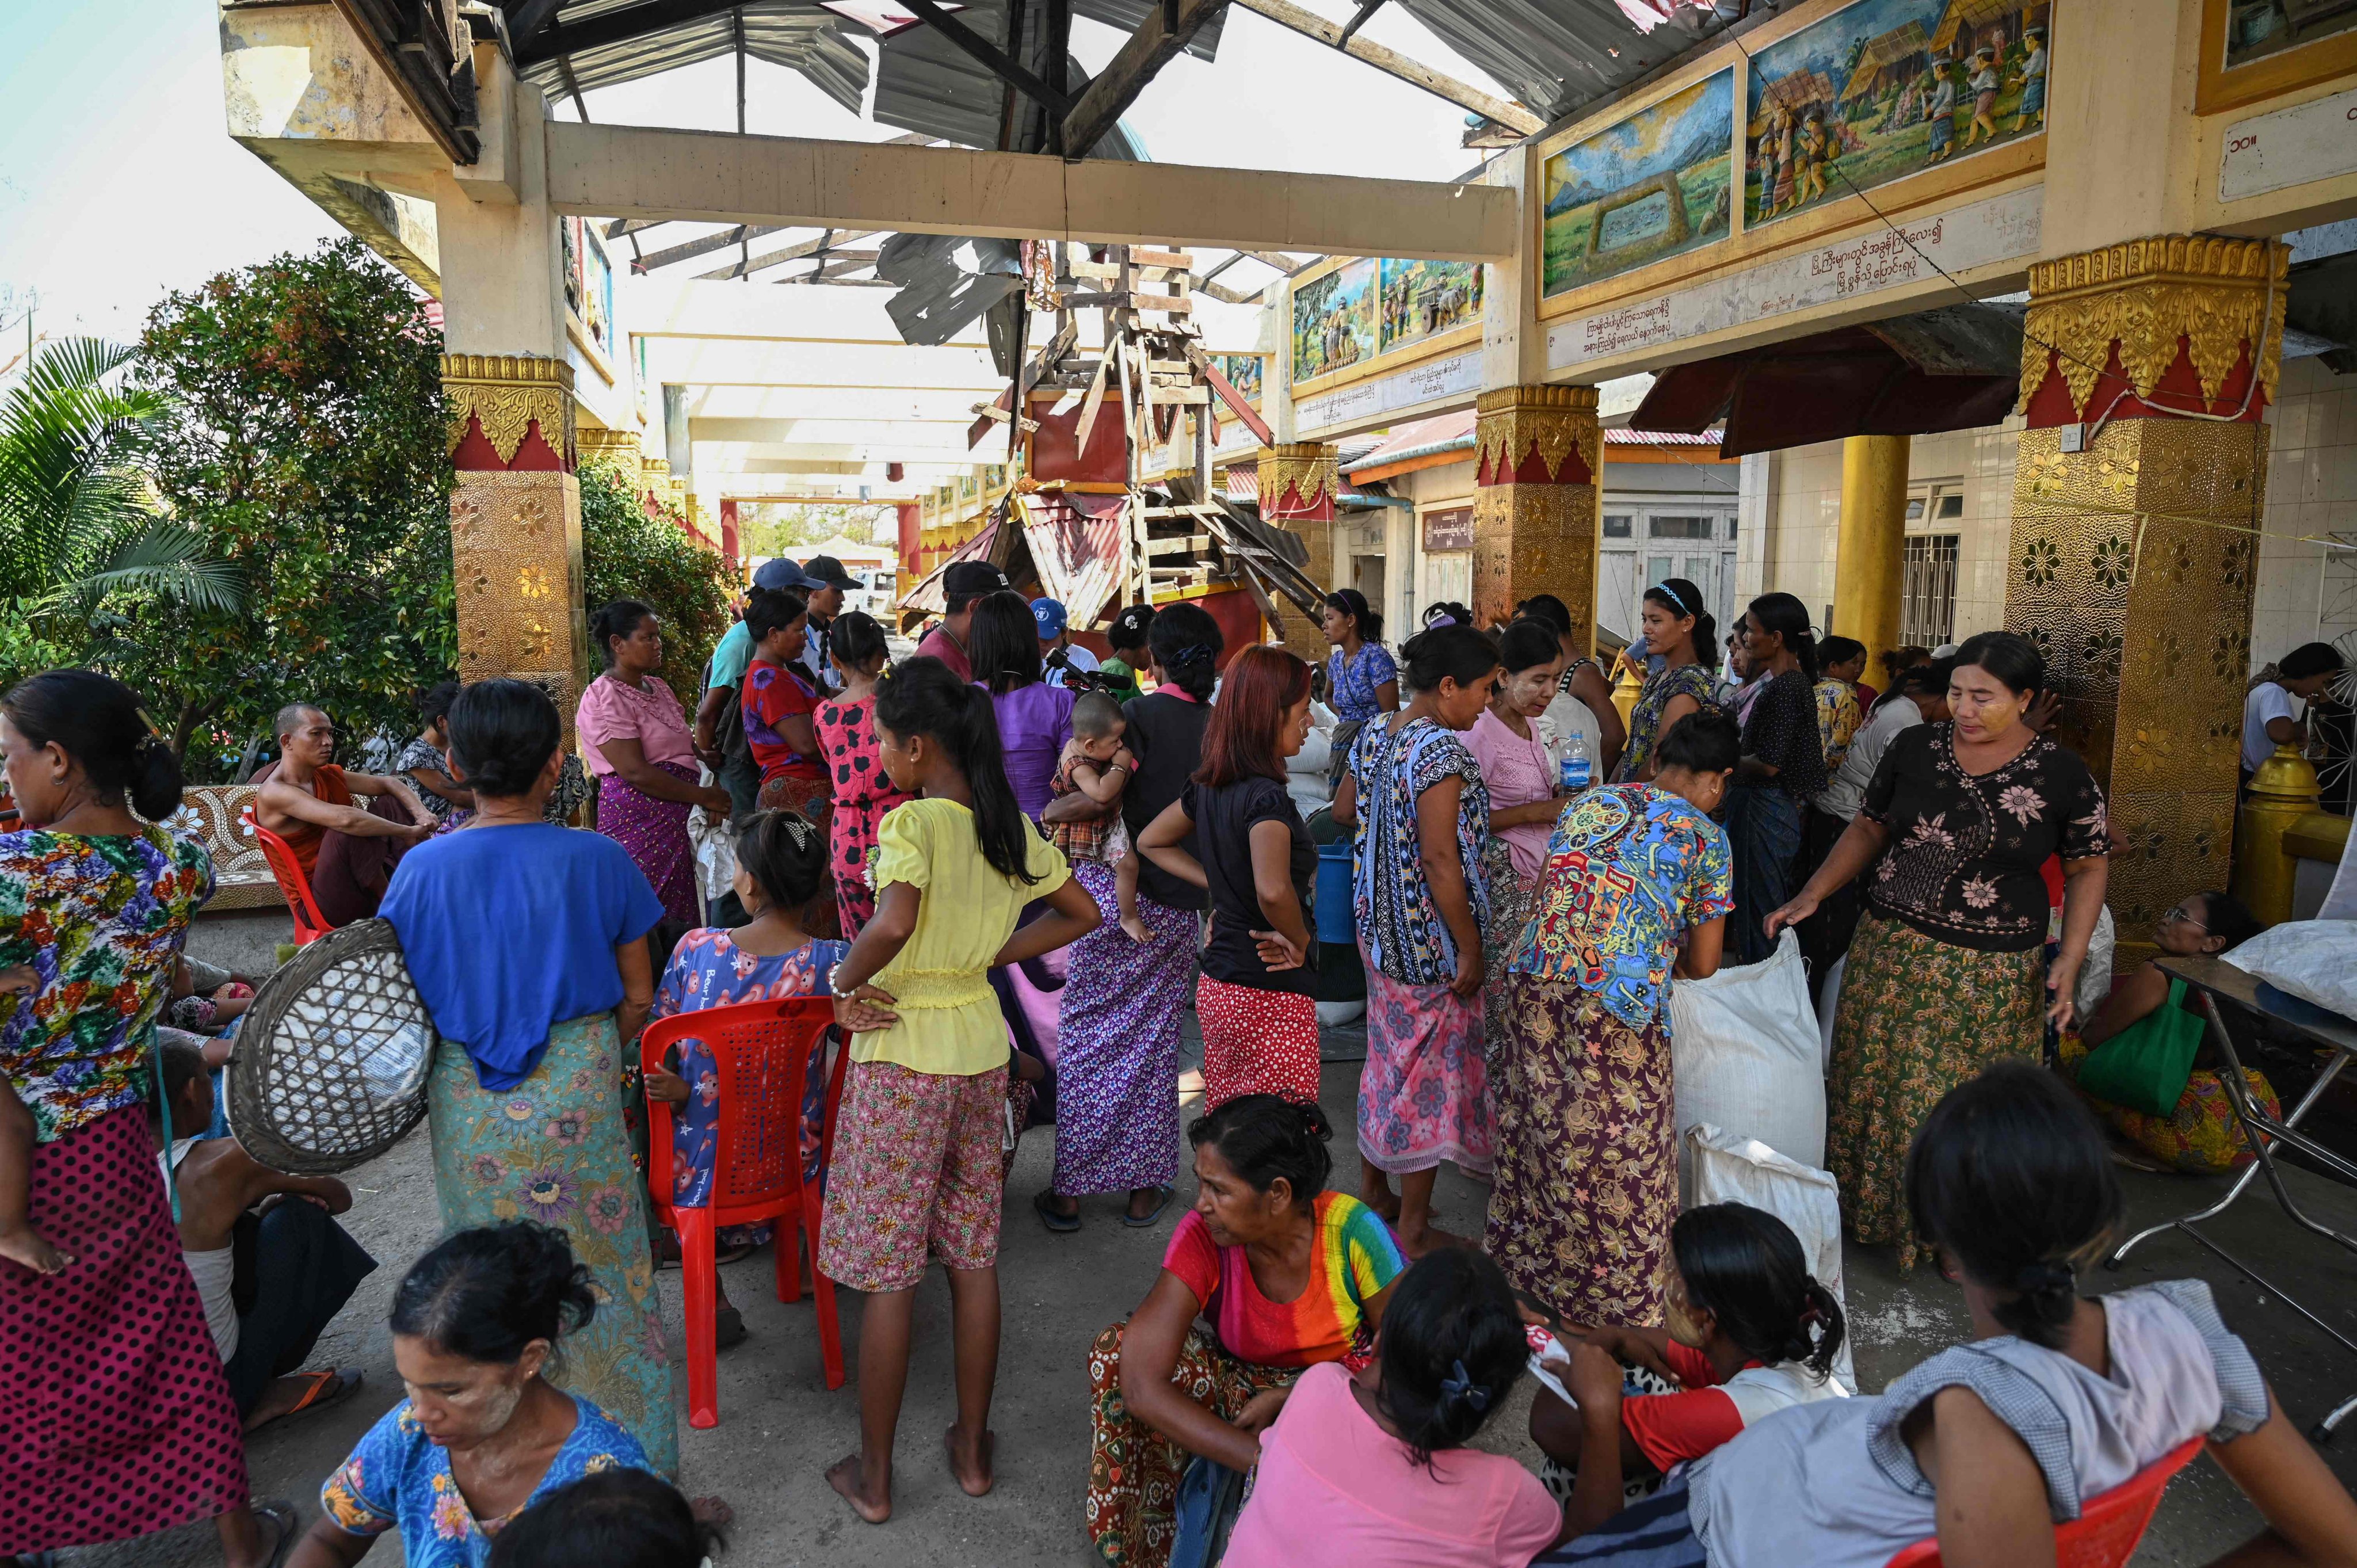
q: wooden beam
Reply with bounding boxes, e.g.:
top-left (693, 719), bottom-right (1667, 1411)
top-left (897, 0), bottom-right (1074, 115)
top-left (697, 228), bottom-right (882, 280)
top-left (636, 224), bottom-right (785, 272)
top-left (547, 123), bottom-right (1520, 262)
top-left (503, 0), bottom-right (568, 50)
top-left (518, 0), bottom-right (748, 66)
top-left (1184, 343), bottom-right (1273, 445)
top-left (1335, 0), bottom-right (1387, 45)
top-left (1058, 0), bottom-right (1230, 159)
top-left (1228, 0), bottom-right (1543, 135)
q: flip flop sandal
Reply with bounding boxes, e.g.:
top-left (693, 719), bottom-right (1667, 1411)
top-left (1120, 1187), bottom-right (1176, 1229)
top-left (277, 1367), bottom-right (364, 1425)
top-left (715, 1241), bottom-right (758, 1266)
top-left (251, 1497), bottom-right (300, 1568)
top-left (1033, 1189), bottom-right (1082, 1234)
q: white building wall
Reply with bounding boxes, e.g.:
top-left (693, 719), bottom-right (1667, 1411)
top-left (1737, 361), bottom-right (2356, 669)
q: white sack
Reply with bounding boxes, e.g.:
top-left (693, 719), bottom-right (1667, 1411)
top-left (2225, 918), bottom-right (2357, 1020)
top-left (1815, 953), bottom-right (1845, 1073)
top-left (1671, 929), bottom-right (1825, 1174)
top-left (1685, 1123), bottom-right (1856, 1392)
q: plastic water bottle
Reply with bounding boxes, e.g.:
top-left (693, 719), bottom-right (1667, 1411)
top-left (1559, 731), bottom-right (1594, 794)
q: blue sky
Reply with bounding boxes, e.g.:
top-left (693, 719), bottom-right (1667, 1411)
top-left (0, 2), bottom-right (1507, 350)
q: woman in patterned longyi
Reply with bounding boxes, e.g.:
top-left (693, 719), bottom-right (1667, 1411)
top-left (0, 670), bottom-right (284, 1565)
top-left (1333, 622), bottom-right (1501, 1257)
top-left (1485, 711), bottom-right (1736, 1329)
top-left (1768, 631), bottom-right (2109, 1266)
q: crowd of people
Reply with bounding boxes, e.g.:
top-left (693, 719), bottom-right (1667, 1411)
top-left (3, 559), bottom-right (2355, 1568)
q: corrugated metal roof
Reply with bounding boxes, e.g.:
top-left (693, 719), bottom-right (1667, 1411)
top-left (872, 0), bottom-right (1157, 158)
top-left (1391, 0), bottom-right (1746, 127)
top-left (897, 509), bottom-right (1006, 615)
top-left (1023, 491), bottom-right (1128, 628)
top-left (518, 2), bottom-right (868, 108)
top-left (1343, 408), bottom-right (1475, 474)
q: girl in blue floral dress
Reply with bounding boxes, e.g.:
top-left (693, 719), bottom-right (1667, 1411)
top-left (645, 811), bottom-right (848, 1345)
top-left (304, 1224), bottom-right (654, 1568)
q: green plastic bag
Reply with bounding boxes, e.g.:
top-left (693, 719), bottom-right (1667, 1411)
top-left (2076, 978), bottom-right (2206, 1116)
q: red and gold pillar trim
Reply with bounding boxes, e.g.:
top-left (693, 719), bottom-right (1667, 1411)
top-left (2003, 236), bottom-right (2289, 966)
top-left (1258, 442), bottom-right (1340, 665)
top-left (442, 352), bottom-right (589, 730)
top-left (1473, 383), bottom-right (1600, 645)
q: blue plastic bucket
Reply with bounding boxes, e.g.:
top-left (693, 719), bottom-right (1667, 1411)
top-left (1314, 839), bottom-right (1356, 945)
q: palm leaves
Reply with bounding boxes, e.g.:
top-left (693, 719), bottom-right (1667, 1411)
top-left (0, 337), bottom-right (240, 615)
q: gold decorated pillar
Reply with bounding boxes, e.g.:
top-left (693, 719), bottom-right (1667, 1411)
top-left (443, 353), bottom-right (589, 733)
top-left (575, 423), bottom-right (642, 478)
top-left (1472, 384), bottom-right (1600, 645)
top-left (1834, 436), bottom-right (1909, 690)
top-left (1258, 442), bottom-right (1339, 665)
top-left (2004, 235), bottom-right (2288, 965)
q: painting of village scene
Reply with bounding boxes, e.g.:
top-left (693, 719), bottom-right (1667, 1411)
top-left (1212, 353), bottom-right (1265, 405)
top-left (2223, 0), bottom-right (2357, 68)
top-left (1541, 70), bottom-right (1734, 296)
top-left (1744, 0), bottom-right (2052, 228)
top-left (1379, 259), bottom-right (1485, 352)
top-left (1291, 258), bottom-right (1378, 383)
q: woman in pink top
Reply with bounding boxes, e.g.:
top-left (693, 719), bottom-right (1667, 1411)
top-left (1467, 619), bottom-right (1573, 1071)
top-left (1225, 1247), bottom-right (1563, 1568)
top-left (576, 599), bottom-right (732, 926)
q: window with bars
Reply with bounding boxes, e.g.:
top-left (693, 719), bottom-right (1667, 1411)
top-left (1902, 534), bottom-right (1959, 647)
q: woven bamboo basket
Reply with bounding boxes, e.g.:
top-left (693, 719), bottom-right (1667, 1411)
top-left (225, 918), bottom-right (438, 1174)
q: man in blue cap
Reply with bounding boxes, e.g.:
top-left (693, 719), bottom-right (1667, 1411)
top-left (1033, 596), bottom-right (1102, 689)
top-left (695, 557), bottom-right (822, 821)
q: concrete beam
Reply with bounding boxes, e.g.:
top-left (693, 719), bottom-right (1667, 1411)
top-left (546, 123), bottom-right (1519, 262)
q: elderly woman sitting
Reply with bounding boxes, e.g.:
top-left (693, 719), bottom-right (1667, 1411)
top-left (1084, 1095), bottom-right (1406, 1568)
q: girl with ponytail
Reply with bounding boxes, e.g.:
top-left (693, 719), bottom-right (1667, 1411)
top-left (1561, 1061), bottom-right (2357, 1568)
top-left (1530, 1201), bottom-right (1848, 1536)
top-left (1724, 591), bottom-right (1828, 963)
top-left (817, 654), bottom-right (1101, 1524)
top-left (644, 810), bottom-right (852, 1347)
top-left (1221, 1247), bottom-right (1558, 1568)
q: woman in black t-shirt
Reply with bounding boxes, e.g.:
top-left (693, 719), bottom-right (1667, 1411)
top-left (1138, 646), bottom-right (1320, 1111)
top-left (1765, 631), bottom-right (2109, 1265)
top-left (1725, 592), bottom-right (1828, 964)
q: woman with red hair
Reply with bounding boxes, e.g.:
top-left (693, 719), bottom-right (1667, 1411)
top-left (1137, 646), bottom-right (1321, 1107)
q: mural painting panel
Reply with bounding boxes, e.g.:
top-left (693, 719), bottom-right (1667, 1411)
top-left (1744, 0), bottom-right (2051, 228)
top-left (1291, 258), bottom-right (1379, 383)
top-left (1380, 260), bottom-right (1486, 352)
top-left (1542, 70), bottom-right (1736, 296)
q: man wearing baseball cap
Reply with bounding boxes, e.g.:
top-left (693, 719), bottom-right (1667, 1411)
top-left (1032, 596), bottom-right (1102, 689)
top-left (797, 555), bottom-right (860, 691)
top-left (916, 559), bottom-right (1009, 682)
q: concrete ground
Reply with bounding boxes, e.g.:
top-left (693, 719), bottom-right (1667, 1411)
top-left (60, 907), bottom-right (2357, 1565)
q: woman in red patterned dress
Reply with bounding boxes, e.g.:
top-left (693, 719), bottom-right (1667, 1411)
top-left (811, 612), bottom-right (910, 938)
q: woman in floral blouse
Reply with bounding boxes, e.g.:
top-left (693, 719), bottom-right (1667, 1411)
top-left (1487, 710), bottom-right (1736, 1327)
top-left (0, 671), bottom-right (281, 1566)
top-left (1768, 631), bottom-right (2108, 1266)
top-left (297, 1224), bottom-right (654, 1567)
top-left (1333, 623), bottom-right (1500, 1257)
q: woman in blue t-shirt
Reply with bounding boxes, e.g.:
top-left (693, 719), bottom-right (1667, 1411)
top-left (379, 680), bottom-right (678, 1478)
top-left (1321, 589), bottom-right (1397, 788)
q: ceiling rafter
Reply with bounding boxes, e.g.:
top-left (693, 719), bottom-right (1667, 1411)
top-left (897, 0), bottom-right (1075, 114)
top-left (516, 0), bottom-right (752, 67)
top-left (1057, 0), bottom-right (1229, 157)
top-left (635, 224), bottom-right (787, 271)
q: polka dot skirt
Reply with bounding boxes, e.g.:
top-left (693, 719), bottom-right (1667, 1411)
top-left (1195, 974), bottom-right (1322, 1109)
top-left (0, 1105), bottom-right (249, 1553)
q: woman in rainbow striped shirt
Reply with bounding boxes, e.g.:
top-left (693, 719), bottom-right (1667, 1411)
top-left (1083, 1094), bottom-right (1407, 1568)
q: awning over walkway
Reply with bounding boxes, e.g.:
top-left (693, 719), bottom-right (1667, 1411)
top-left (1631, 304), bottom-right (2025, 459)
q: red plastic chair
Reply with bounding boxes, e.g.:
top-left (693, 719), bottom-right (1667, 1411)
top-left (245, 812), bottom-right (334, 946)
top-left (1885, 1436), bottom-right (2205, 1568)
top-left (641, 997), bottom-right (848, 1426)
